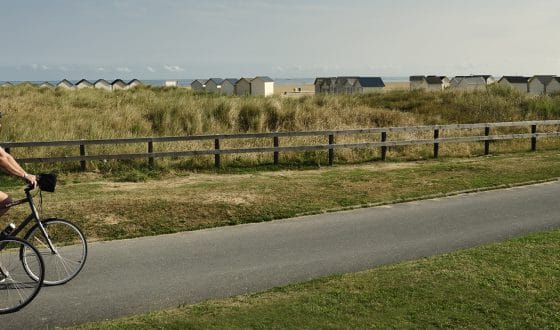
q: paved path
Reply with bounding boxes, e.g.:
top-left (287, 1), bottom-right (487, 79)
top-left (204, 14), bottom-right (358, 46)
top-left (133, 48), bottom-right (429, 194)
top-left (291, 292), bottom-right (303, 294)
top-left (5, 181), bottom-right (560, 328)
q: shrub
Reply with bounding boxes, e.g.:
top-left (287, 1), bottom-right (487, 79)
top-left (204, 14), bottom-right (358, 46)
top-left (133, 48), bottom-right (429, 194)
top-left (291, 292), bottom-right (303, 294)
top-left (237, 103), bottom-right (262, 132)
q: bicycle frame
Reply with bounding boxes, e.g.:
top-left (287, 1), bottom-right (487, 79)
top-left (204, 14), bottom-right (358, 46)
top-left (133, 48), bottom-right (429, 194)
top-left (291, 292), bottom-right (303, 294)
top-left (3, 187), bottom-right (57, 253)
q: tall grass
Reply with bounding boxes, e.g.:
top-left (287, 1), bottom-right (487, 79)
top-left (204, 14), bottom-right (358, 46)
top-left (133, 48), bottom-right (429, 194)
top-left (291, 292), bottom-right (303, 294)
top-left (0, 84), bottom-right (559, 171)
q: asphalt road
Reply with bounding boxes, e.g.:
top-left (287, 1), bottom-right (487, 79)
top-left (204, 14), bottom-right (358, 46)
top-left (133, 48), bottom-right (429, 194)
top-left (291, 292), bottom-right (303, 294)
top-left (4, 180), bottom-right (560, 328)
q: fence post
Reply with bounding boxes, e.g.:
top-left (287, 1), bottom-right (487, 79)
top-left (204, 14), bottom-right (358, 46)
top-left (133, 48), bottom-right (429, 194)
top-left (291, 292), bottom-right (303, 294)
top-left (148, 140), bottom-right (154, 169)
top-left (273, 136), bottom-right (279, 165)
top-left (433, 129), bottom-right (439, 159)
top-left (80, 144), bottom-right (87, 171)
top-left (381, 131), bottom-right (387, 161)
top-left (531, 124), bottom-right (537, 151)
top-left (214, 138), bottom-right (221, 168)
top-left (484, 126), bottom-right (490, 155)
top-left (328, 134), bottom-right (334, 166)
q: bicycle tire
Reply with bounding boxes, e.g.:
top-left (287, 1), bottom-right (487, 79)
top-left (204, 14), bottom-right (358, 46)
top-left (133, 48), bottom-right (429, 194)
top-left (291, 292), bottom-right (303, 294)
top-left (22, 218), bottom-right (87, 286)
top-left (0, 236), bottom-right (44, 314)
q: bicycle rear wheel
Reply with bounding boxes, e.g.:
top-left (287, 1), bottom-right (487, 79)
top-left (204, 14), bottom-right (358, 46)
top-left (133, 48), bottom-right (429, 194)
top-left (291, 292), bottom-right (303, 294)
top-left (23, 218), bottom-right (87, 286)
top-left (0, 236), bottom-right (44, 314)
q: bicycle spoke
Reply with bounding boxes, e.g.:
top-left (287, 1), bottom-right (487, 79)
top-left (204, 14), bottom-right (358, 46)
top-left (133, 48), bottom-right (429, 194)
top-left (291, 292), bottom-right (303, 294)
top-left (33, 236), bottom-right (50, 250)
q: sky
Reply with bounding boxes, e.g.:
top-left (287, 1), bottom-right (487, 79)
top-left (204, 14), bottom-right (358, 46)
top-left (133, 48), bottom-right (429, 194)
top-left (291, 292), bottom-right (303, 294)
top-left (1, 0), bottom-right (560, 81)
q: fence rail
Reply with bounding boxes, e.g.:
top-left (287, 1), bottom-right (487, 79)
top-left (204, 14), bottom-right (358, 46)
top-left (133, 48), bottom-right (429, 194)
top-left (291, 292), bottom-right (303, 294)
top-left (3, 120), bottom-right (560, 170)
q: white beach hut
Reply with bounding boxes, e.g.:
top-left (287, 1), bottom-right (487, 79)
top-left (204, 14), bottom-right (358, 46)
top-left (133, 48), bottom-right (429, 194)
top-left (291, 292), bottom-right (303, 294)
top-left (127, 79), bottom-right (143, 89)
top-left (76, 79), bottom-right (93, 89)
top-left (235, 78), bottom-right (252, 96)
top-left (353, 77), bottom-right (385, 94)
top-left (39, 82), bottom-right (54, 88)
top-left (94, 79), bottom-right (112, 91)
top-left (410, 76), bottom-right (448, 91)
top-left (410, 76), bottom-right (428, 90)
top-left (164, 80), bottom-right (178, 87)
top-left (251, 76), bottom-right (274, 96)
top-left (56, 79), bottom-right (75, 90)
top-left (111, 79), bottom-right (127, 91)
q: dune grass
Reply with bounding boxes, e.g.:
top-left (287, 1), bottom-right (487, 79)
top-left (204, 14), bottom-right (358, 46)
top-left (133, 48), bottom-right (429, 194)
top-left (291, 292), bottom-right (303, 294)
top-left (2, 84), bottom-right (560, 172)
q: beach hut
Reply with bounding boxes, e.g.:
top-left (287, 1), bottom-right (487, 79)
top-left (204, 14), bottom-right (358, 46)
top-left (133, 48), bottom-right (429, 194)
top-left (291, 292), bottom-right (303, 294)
top-left (497, 76), bottom-right (529, 94)
top-left (313, 77), bottom-right (336, 93)
top-left (0, 82), bottom-right (13, 88)
top-left (409, 76), bottom-right (428, 90)
top-left (352, 77), bottom-right (385, 93)
top-left (39, 82), bottom-right (54, 88)
top-left (480, 75), bottom-right (496, 85)
top-left (205, 78), bottom-right (223, 93)
top-left (324, 77), bottom-right (337, 93)
top-left (314, 78), bottom-right (328, 93)
top-left (334, 77), bottom-right (358, 94)
top-left (164, 80), bottom-right (178, 87)
top-left (94, 79), bottom-right (112, 91)
top-left (410, 76), bottom-right (448, 91)
top-left (450, 76), bottom-right (487, 91)
top-left (547, 77), bottom-right (560, 95)
top-left (251, 76), bottom-right (274, 96)
top-left (76, 79), bottom-right (93, 89)
top-left (190, 79), bottom-right (205, 92)
top-left (426, 76), bottom-right (449, 91)
top-left (528, 75), bottom-right (556, 95)
top-left (221, 79), bottom-right (237, 96)
top-left (127, 79), bottom-right (143, 89)
top-left (56, 79), bottom-right (75, 90)
top-left (314, 78), bottom-right (324, 93)
top-left (111, 79), bottom-right (127, 91)
top-left (235, 78), bottom-right (252, 96)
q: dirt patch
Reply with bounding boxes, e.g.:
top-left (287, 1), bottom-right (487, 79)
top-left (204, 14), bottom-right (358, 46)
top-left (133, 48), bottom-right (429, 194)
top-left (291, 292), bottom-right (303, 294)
top-left (86, 213), bottom-right (128, 225)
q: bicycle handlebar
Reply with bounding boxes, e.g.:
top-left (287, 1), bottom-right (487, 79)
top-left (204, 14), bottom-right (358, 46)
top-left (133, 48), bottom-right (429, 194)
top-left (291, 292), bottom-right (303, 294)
top-left (24, 183), bottom-right (36, 193)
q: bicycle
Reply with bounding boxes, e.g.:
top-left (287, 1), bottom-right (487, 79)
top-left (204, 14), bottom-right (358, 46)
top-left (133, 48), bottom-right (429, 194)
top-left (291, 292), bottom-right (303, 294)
top-left (0, 235), bottom-right (44, 314)
top-left (4, 174), bottom-right (87, 286)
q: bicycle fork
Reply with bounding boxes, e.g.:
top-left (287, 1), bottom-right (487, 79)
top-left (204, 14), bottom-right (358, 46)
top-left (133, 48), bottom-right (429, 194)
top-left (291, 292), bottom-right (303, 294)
top-left (27, 193), bottom-right (58, 255)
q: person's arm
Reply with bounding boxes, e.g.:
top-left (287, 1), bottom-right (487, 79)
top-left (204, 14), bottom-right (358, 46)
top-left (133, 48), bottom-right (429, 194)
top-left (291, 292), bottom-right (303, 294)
top-left (0, 147), bottom-right (37, 186)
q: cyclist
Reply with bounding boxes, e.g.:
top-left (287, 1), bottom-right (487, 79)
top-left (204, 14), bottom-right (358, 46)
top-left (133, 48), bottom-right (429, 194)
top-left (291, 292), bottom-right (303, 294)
top-left (0, 146), bottom-right (37, 216)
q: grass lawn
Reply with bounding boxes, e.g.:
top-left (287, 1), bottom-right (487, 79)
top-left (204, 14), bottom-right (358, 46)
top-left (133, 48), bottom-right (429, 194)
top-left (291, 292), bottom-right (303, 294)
top-left (72, 229), bottom-right (560, 329)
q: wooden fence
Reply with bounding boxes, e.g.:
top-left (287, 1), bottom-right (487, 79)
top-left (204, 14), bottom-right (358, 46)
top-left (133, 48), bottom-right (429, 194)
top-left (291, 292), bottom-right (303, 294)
top-left (3, 120), bottom-right (560, 170)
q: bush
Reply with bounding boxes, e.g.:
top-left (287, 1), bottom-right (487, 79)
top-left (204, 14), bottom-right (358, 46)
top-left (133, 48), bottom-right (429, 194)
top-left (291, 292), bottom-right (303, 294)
top-left (237, 103), bottom-right (262, 132)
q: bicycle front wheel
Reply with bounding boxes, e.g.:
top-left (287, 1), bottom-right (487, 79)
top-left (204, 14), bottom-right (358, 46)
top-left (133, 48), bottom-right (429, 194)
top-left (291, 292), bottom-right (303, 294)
top-left (0, 236), bottom-right (44, 314)
top-left (23, 218), bottom-right (87, 286)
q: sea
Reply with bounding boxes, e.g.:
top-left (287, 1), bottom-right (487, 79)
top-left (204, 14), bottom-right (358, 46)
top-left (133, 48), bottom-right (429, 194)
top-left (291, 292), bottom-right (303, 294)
top-left (0, 77), bottom-right (409, 86)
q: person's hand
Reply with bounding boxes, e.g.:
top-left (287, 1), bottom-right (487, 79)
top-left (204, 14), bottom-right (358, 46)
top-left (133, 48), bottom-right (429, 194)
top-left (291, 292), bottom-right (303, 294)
top-left (23, 173), bottom-right (37, 188)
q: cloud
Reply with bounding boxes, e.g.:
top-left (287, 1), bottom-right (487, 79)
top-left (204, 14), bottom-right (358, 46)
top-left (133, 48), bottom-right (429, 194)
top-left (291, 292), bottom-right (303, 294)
top-left (164, 65), bottom-right (184, 72)
top-left (97, 67), bottom-right (106, 72)
top-left (147, 66), bottom-right (155, 72)
top-left (41, 65), bottom-right (49, 70)
top-left (116, 67), bottom-right (131, 72)
top-left (31, 64), bottom-right (39, 70)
